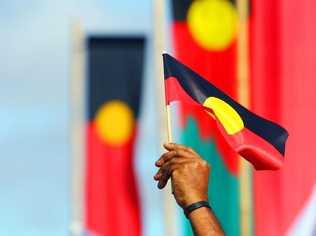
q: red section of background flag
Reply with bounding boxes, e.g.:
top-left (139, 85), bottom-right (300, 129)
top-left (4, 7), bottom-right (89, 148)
top-left (85, 122), bottom-right (141, 236)
top-left (172, 22), bottom-right (239, 175)
top-left (250, 1), bottom-right (283, 234)
top-left (251, 0), bottom-right (316, 235)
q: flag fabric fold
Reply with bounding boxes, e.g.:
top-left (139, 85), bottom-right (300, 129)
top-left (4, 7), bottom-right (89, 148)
top-left (163, 53), bottom-right (288, 170)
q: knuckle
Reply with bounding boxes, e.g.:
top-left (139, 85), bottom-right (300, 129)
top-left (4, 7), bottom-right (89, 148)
top-left (192, 161), bottom-right (199, 169)
top-left (204, 161), bottom-right (211, 171)
top-left (169, 159), bottom-right (177, 166)
top-left (171, 169), bottom-right (180, 177)
top-left (182, 163), bottom-right (190, 171)
top-left (176, 150), bottom-right (184, 157)
top-left (201, 160), bottom-right (210, 169)
top-left (174, 150), bottom-right (179, 156)
top-left (185, 146), bottom-right (192, 152)
top-left (201, 160), bottom-right (208, 167)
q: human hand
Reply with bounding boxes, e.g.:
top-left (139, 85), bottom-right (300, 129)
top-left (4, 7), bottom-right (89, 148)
top-left (154, 143), bottom-right (210, 208)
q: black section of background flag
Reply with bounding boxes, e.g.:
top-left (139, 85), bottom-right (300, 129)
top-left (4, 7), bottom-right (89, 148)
top-left (163, 54), bottom-right (288, 155)
top-left (171, 0), bottom-right (192, 21)
top-left (171, 0), bottom-right (236, 21)
top-left (87, 36), bottom-right (145, 120)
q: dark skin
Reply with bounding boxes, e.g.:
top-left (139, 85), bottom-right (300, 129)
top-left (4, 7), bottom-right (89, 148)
top-left (154, 143), bottom-right (224, 236)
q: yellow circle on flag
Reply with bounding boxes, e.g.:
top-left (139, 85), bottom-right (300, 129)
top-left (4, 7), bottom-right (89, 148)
top-left (203, 97), bottom-right (244, 134)
top-left (187, 0), bottom-right (237, 51)
top-left (95, 100), bottom-right (134, 146)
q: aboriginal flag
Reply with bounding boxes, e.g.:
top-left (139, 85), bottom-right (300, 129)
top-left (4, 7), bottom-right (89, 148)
top-left (163, 53), bottom-right (288, 170)
top-left (170, 1), bottom-right (242, 235)
top-left (85, 36), bottom-right (145, 236)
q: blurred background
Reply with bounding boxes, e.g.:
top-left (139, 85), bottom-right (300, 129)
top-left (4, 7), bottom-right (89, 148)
top-left (0, 0), bottom-right (315, 236)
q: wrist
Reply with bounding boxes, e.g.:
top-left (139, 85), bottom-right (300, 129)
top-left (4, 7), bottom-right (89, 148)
top-left (182, 194), bottom-right (208, 208)
top-left (187, 205), bottom-right (225, 236)
top-left (187, 206), bottom-right (211, 220)
top-left (184, 200), bottom-right (211, 218)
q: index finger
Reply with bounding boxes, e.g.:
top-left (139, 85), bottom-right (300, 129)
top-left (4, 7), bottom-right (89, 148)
top-left (163, 143), bottom-right (197, 155)
top-left (155, 150), bottom-right (177, 167)
top-left (156, 148), bottom-right (192, 167)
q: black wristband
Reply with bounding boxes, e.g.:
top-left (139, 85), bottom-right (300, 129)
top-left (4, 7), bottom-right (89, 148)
top-left (184, 201), bottom-right (211, 218)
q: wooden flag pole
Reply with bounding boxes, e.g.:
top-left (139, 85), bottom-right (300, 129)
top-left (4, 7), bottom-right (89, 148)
top-left (163, 50), bottom-right (173, 143)
top-left (166, 104), bottom-right (173, 143)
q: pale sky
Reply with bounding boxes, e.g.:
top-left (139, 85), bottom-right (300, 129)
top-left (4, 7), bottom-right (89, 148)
top-left (0, 0), bottom-right (163, 235)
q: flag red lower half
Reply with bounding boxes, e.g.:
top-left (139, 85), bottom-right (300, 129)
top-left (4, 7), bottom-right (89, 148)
top-left (85, 122), bottom-right (141, 236)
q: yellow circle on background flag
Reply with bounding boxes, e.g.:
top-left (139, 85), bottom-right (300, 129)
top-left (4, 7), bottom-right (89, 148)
top-left (187, 0), bottom-right (237, 51)
top-left (95, 100), bottom-right (134, 146)
top-left (203, 97), bottom-right (244, 134)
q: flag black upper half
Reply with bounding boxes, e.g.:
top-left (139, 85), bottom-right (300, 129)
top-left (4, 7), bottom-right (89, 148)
top-left (171, 0), bottom-right (237, 21)
top-left (87, 36), bottom-right (145, 120)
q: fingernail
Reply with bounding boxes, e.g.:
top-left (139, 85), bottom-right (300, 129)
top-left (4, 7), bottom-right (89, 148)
top-left (153, 173), bottom-right (159, 179)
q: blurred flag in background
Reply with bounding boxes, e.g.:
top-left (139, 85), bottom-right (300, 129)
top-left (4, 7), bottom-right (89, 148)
top-left (170, 0), bottom-right (243, 235)
top-left (250, 0), bottom-right (316, 235)
top-left (167, 0), bottom-right (316, 235)
top-left (85, 36), bottom-right (145, 235)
